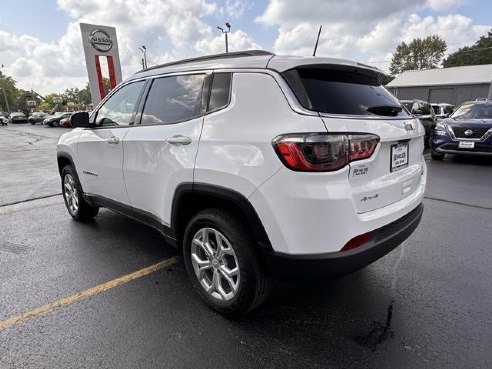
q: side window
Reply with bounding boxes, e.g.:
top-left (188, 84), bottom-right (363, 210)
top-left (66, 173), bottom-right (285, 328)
top-left (208, 73), bottom-right (231, 111)
top-left (94, 81), bottom-right (145, 127)
top-left (141, 74), bottom-right (206, 125)
top-left (420, 102), bottom-right (431, 115)
top-left (444, 105), bottom-right (454, 115)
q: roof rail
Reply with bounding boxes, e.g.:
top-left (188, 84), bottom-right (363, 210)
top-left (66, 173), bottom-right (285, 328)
top-left (137, 50), bottom-right (275, 73)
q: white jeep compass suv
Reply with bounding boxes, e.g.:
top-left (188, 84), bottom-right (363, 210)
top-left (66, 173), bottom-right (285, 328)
top-left (57, 50), bottom-right (426, 315)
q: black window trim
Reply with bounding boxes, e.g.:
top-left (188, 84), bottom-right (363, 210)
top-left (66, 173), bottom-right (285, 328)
top-left (90, 69), bottom-right (233, 129)
top-left (206, 72), bottom-right (233, 114)
top-left (131, 70), bottom-right (233, 128)
top-left (91, 78), bottom-right (149, 129)
top-left (136, 72), bottom-right (210, 127)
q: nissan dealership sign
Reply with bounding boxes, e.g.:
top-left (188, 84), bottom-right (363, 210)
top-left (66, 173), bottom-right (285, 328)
top-left (80, 23), bottom-right (122, 106)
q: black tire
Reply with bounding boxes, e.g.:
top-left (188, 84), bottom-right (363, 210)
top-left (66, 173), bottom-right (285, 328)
top-left (431, 150), bottom-right (445, 160)
top-left (183, 208), bottom-right (272, 316)
top-left (29, 120), bottom-right (35, 125)
top-left (61, 165), bottom-right (99, 221)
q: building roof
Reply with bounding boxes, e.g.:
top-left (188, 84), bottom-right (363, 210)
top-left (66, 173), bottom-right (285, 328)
top-left (131, 50), bottom-right (384, 80)
top-left (387, 64), bottom-right (492, 87)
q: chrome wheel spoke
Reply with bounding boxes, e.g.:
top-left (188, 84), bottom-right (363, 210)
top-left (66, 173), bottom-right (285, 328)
top-left (220, 265), bottom-right (239, 278)
top-left (192, 254), bottom-right (212, 279)
top-left (219, 267), bottom-right (239, 293)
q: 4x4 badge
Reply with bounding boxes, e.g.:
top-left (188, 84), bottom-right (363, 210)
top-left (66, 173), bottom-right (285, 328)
top-left (404, 122), bottom-right (414, 131)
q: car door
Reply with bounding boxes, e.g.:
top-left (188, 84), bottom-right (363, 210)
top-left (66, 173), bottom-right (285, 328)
top-left (123, 73), bottom-right (208, 227)
top-left (77, 80), bottom-right (146, 205)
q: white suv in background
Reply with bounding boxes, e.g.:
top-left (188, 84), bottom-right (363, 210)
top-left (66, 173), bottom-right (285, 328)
top-left (57, 50), bottom-right (426, 315)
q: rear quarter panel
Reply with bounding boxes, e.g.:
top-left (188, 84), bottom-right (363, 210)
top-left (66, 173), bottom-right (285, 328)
top-left (194, 71), bottom-right (327, 197)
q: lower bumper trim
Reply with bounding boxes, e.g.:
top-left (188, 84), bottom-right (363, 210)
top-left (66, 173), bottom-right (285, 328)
top-left (263, 203), bottom-right (424, 282)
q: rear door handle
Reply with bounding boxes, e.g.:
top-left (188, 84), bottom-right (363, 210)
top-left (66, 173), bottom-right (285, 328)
top-left (106, 136), bottom-right (120, 145)
top-left (165, 135), bottom-right (192, 145)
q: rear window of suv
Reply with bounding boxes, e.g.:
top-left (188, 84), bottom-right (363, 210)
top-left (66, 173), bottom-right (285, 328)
top-left (283, 67), bottom-right (408, 117)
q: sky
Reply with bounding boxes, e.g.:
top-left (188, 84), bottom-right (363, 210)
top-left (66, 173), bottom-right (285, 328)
top-left (0, 0), bottom-right (490, 94)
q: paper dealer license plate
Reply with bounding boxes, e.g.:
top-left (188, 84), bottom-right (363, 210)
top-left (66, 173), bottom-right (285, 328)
top-left (391, 143), bottom-right (409, 172)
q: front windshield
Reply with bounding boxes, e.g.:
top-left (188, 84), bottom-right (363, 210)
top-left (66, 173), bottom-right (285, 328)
top-left (451, 102), bottom-right (492, 119)
top-left (401, 102), bottom-right (413, 112)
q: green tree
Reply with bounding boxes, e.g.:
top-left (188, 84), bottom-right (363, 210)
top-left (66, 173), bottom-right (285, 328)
top-left (38, 93), bottom-right (59, 113)
top-left (443, 29), bottom-right (492, 67)
top-left (0, 70), bottom-right (18, 114)
top-left (16, 89), bottom-right (42, 115)
top-left (389, 35), bottom-right (447, 76)
top-left (78, 83), bottom-right (92, 105)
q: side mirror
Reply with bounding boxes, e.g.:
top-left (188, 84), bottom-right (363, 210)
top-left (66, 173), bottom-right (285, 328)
top-left (70, 111), bottom-right (90, 128)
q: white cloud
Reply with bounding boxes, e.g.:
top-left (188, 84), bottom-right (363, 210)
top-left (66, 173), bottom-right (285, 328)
top-left (218, 0), bottom-right (250, 19)
top-left (256, 0), bottom-right (490, 72)
top-left (426, 0), bottom-right (465, 12)
top-left (1, 0), bottom-right (259, 94)
top-left (0, 0), bottom-right (490, 93)
top-left (195, 29), bottom-right (261, 54)
top-left (401, 13), bottom-right (489, 53)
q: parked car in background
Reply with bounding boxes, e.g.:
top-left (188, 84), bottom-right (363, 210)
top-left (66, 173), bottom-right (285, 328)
top-left (401, 99), bottom-right (436, 147)
top-left (431, 103), bottom-right (454, 120)
top-left (59, 114), bottom-right (73, 128)
top-left (44, 112), bottom-right (72, 127)
top-left (9, 112), bottom-right (28, 123)
top-left (0, 115), bottom-right (7, 125)
top-left (430, 100), bottom-right (492, 159)
top-left (28, 112), bottom-right (50, 125)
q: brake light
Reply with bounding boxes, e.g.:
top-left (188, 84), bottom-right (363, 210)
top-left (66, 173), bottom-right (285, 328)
top-left (273, 133), bottom-right (379, 172)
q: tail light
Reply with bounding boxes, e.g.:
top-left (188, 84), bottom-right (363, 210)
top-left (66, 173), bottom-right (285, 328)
top-left (272, 133), bottom-right (379, 172)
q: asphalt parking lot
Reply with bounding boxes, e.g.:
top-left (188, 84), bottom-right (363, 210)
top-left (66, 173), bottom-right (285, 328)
top-left (1, 124), bottom-right (491, 369)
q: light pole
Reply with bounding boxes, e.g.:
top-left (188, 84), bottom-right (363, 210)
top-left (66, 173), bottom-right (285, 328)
top-left (0, 64), bottom-right (10, 115)
top-left (139, 46), bottom-right (147, 70)
top-left (217, 22), bottom-right (231, 53)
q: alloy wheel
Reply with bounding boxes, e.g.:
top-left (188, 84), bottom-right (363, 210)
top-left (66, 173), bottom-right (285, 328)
top-left (63, 174), bottom-right (79, 215)
top-left (190, 227), bottom-right (240, 301)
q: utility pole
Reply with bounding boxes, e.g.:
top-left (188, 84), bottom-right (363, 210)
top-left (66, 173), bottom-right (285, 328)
top-left (139, 46), bottom-right (147, 69)
top-left (217, 23), bottom-right (231, 53)
top-left (0, 64), bottom-right (11, 114)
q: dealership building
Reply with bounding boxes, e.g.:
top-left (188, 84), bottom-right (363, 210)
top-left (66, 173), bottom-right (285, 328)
top-left (387, 64), bottom-right (492, 106)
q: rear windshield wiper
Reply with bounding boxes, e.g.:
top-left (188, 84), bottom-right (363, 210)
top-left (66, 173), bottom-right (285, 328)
top-left (366, 105), bottom-right (402, 117)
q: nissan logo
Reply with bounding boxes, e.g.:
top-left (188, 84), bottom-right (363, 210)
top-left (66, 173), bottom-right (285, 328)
top-left (464, 129), bottom-right (473, 136)
top-left (88, 29), bottom-right (113, 52)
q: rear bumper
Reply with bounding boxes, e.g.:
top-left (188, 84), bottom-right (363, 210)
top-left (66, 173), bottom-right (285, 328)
top-left (263, 203), bottom-right (423, 282)
top-left (435, 142), bottom-right (492, 156)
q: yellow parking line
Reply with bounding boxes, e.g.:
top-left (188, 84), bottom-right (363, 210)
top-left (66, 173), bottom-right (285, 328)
top-left (0, 256), bottom-right (180, 333)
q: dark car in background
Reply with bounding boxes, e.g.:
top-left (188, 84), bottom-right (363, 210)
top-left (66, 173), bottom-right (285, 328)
top-left (401, 99), bottom-right (436, 147)
top-left (28, 112), bottom-right (50, 125)
top-left (59, 114), bottom-right (73, 128)
top-left (44, 112), bottom-right (72, 127)
top-left (9, 112), bottom-right (28, 123)
top-left (430, 100), bottom-right (492, 160)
